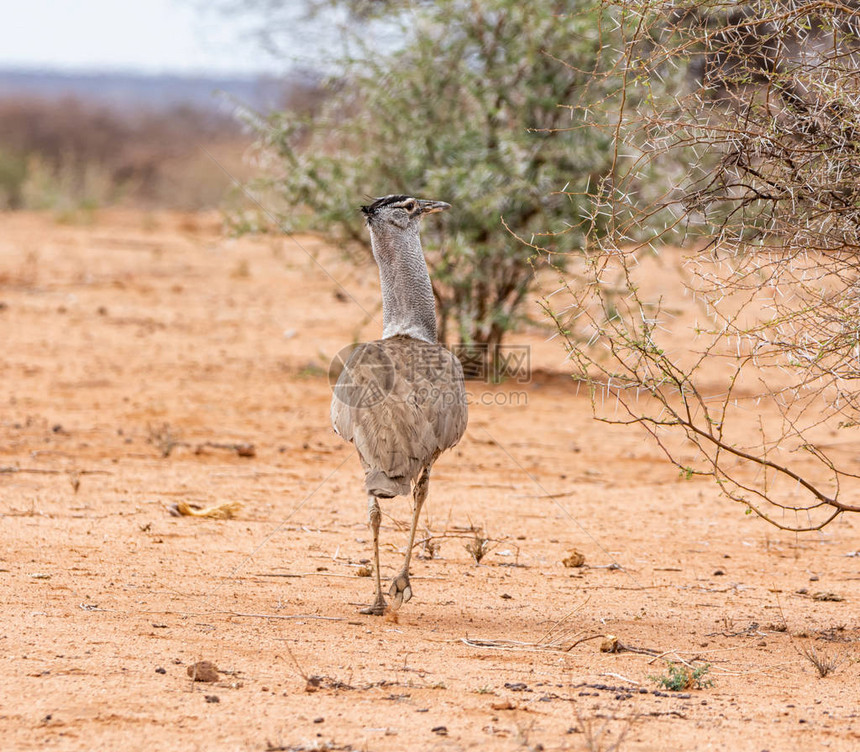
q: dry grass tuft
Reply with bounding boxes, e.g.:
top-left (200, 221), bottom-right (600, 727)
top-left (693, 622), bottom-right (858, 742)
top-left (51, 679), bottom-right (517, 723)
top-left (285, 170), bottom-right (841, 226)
top-left (574, 705), bottom-right (636, 752)
top-left (464, 533), bottom-right (493, 564)
top-left (799, 643), bottom-right (844, 678)
top-left (147, 422), bottom-right (182, 458)
top-left (67, 469), bottom-right (81, 494)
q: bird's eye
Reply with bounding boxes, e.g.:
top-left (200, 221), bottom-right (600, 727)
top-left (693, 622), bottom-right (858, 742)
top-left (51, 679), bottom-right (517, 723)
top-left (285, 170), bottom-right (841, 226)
top-left (404, 200), bottom-right (417, 212)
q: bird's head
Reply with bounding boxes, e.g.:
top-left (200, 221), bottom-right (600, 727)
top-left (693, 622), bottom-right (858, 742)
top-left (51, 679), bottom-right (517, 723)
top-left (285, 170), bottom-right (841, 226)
top-left (360, 195), bottom-right (450, 232)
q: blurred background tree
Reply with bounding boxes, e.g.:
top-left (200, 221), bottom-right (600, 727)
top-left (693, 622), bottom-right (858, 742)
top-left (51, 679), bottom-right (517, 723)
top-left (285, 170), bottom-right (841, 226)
top-left (241, 0), bottom-right (623, 348)
top-left (0, 96), bottom-right (246, 213)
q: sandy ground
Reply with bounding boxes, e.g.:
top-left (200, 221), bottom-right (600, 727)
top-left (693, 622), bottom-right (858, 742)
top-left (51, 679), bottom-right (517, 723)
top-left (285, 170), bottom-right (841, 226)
top-left (0, 210), bottom-right (858, 751)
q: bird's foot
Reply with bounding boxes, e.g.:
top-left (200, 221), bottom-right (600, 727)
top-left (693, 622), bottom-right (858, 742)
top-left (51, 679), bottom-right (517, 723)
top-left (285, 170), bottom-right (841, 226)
top-left (388, 572), bottom-right (413, 610)
top-left (359, 593), bottom-right (387, 616)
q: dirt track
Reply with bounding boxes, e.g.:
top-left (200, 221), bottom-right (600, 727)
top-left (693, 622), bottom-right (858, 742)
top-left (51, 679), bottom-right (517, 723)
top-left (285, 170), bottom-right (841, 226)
top-left (0, 211), bottom-right (858, 751)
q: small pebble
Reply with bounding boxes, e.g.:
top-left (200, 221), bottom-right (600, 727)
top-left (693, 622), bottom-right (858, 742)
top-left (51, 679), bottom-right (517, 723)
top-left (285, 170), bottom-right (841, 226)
top-left (155, 667), bottom-right (166, 675)
top-left (187, 661), bottom-right (219, 683)
top-left (504, 682), bottom-right (528, 691)
top-left (562, 550), bottom-right (586, 568)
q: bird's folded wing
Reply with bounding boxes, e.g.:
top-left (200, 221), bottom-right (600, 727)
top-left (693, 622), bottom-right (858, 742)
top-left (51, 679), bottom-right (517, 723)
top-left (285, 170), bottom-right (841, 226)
top-left (331, 338), bottom-right (467, 480)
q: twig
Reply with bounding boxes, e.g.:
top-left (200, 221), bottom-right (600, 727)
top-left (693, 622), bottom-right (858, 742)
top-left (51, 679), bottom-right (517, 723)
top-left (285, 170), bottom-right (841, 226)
top-left (195, 441), bottom-right (256, 458)
top-left (639, 710), bottom-right (686, 719)
top-left (228, 612), bottom-right (346, 622)
top-left (254, 572), bottom-right (446, 580)
top-left (0, 466), bottom-right (112, 476)
top-left (252, 573), bottom-right (303, 578)
top-left (411, 531), bottom-right (507, 549)
top-left (646, 650), bottom-right (697, 667)
top-left (599, 672), bottom-right (641, 686)
top-left (283, 643), bottom-right (309, 682)
top-left (536, 597), bottom-right (591, 645)
top-left (461, 638), bottom-right (568, 653)
top-left (568, 634), bottom-right (605, 650)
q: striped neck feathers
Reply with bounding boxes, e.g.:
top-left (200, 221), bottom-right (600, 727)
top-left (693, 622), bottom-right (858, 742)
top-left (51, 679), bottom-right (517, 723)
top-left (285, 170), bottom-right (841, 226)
top-left (368, 221), bottom-right (437, 344)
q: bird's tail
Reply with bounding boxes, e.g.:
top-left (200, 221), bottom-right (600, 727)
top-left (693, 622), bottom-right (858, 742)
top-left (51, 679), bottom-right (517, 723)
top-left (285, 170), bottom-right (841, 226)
top-left (365, 469), bottom-right (411, 498)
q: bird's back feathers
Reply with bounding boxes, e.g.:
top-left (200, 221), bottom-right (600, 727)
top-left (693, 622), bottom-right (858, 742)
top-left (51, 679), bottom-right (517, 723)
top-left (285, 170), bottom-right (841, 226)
top-left (331, 336), bottom-right (467, 496)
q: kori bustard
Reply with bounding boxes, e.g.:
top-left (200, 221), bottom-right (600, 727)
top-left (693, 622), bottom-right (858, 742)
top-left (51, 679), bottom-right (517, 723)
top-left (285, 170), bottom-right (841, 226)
top-left (331, 195), bottom-right (468, 614)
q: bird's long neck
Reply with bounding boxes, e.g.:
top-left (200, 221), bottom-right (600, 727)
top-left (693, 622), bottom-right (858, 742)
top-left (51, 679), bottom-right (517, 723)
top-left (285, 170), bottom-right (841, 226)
top-left (370, 224), bottom-right (437, 344)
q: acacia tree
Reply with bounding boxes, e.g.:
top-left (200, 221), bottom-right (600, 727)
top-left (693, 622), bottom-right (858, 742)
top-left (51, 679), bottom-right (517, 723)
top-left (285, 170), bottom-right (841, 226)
top-left (246, 0), bottom-right (623, 349)
top-left (544, 0), bottom-right (860, 529)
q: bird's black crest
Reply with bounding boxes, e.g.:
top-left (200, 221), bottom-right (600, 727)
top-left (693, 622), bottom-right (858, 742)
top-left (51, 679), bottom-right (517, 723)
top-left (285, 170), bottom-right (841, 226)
top-left (361, 194), bottom-right (412, 216)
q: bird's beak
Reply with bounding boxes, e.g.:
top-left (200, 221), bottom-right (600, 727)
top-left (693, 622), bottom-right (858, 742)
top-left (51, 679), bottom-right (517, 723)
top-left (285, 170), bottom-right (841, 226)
top-left (418, 199), bottom-right (451, 215)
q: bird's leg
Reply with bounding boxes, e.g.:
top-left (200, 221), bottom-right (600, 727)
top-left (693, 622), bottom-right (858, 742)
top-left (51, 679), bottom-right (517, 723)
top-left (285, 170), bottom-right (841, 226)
top-left (360, 495), bottom-right (386, 615)
top-left (389, 466), bottom-right (430, 609)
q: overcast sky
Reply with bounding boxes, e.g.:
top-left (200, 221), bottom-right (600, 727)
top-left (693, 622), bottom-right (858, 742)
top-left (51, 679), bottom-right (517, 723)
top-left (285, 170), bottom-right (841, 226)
top-left (0, 0), bottom-right (289, 75)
